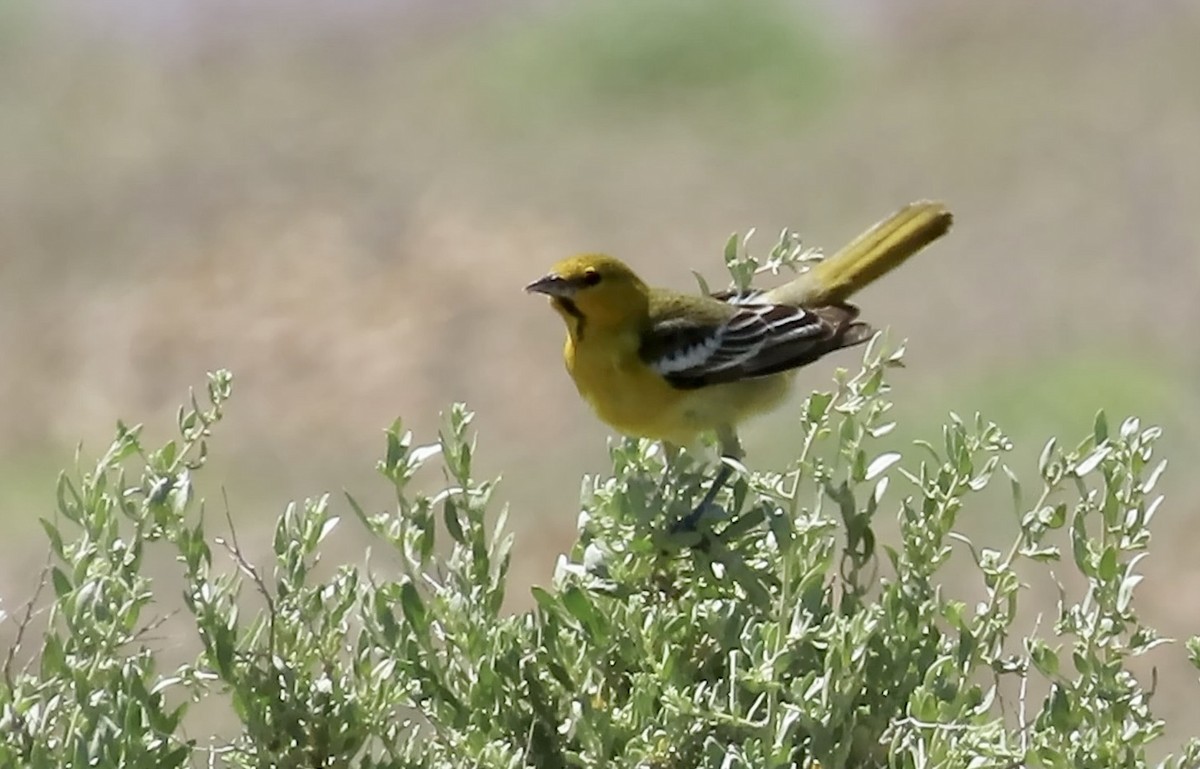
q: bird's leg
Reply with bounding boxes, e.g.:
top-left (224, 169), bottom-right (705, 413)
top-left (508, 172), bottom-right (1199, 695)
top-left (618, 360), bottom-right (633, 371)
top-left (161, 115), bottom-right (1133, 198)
top-left (676, 426), bottom-right (743, 531)
top-left (651, 441), bottom-right (683, 509)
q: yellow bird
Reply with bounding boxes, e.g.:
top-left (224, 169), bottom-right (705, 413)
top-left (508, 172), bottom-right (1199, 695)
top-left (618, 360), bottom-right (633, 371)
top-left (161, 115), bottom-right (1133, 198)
top-left (526, 201), bottom-right (952, 523)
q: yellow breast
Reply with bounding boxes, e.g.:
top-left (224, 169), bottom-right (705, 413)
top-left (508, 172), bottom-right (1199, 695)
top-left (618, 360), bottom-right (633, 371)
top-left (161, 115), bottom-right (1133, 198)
top-left (563, 331), bottom-right (793, 445)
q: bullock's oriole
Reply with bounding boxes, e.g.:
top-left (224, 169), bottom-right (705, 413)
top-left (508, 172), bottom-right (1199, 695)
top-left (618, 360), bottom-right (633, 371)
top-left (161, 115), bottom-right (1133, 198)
top-left (526, 201), bottom-right (953, 526)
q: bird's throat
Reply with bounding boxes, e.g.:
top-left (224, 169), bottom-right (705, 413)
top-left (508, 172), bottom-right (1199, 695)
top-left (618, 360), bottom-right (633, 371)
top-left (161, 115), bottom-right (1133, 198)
top-left (554, 297), bottom-right (587, 342)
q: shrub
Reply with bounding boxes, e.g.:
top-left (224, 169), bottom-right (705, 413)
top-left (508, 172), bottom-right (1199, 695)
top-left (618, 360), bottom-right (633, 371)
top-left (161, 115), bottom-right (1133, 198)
top-left (3, 236), bottom-right (1198, 768)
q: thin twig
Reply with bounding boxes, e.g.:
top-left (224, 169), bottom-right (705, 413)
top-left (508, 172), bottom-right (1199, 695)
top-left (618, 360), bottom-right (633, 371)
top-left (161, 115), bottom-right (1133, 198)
top-left (129, 609), bottom-right (183, 645)
top-left (218, 488), bottom-right (276, 655)
top-left (3, 544), bottom-right (54, 687)
top-left (1017, 614), bottom-right (1040, 755)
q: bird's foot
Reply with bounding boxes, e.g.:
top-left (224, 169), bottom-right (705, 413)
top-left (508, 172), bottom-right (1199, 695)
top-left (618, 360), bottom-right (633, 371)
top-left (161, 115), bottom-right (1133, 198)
top-left (670, 462), bottom-right (734, 535)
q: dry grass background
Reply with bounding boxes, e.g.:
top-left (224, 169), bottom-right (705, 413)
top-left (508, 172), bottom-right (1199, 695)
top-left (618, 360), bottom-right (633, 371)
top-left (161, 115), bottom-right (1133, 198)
top-left (2, 0), bottom-right (1200, 750)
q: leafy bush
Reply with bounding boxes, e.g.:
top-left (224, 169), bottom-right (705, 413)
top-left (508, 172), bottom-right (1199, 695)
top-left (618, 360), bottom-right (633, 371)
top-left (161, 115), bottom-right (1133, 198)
top-left (470, 0), bottom-right (837, 133)
top-left (3, 240), bottom-right (1199, 767)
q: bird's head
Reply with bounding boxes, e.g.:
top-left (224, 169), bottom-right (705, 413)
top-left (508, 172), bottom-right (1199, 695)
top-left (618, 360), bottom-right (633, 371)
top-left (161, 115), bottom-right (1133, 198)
top-left (525, 254), bottom-right (650, 332)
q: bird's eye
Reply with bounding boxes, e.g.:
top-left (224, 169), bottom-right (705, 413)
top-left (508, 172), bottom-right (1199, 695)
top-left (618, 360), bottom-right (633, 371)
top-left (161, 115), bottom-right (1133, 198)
top-left (581, 269), bottom-right (602, 287)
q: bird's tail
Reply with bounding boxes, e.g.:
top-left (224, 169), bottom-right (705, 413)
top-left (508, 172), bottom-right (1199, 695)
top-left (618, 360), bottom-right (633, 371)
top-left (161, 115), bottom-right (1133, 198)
top-left (766, 201), bottom-right (953, 306)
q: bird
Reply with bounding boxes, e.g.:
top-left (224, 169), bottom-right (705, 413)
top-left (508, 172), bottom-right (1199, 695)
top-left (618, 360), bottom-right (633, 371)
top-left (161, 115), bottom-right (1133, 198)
top-left (525, 201), bottom-right (953, 527)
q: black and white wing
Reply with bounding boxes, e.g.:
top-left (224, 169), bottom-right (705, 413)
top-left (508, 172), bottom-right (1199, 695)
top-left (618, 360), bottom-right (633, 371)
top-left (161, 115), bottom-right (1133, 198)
top-left (640, 299), bottom-right (871, 390)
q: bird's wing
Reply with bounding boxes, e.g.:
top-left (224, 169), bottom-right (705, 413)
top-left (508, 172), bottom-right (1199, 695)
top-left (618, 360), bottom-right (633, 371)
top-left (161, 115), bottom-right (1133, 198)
top-left (640, 299), bottom-right (869, 389)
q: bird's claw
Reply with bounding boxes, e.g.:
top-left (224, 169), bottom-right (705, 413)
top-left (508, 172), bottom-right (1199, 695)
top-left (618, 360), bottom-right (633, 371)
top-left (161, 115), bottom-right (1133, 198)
top-left (671, 500), bottom-right (723, 535)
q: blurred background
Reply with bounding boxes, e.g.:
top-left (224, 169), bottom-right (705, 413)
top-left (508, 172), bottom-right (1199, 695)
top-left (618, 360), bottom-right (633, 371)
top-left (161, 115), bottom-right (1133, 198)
top-left (2, 0), bottom-right (1199, 751)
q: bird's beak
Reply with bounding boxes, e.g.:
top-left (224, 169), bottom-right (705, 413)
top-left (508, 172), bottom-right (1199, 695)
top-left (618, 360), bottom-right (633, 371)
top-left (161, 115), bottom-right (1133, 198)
top-left (524, 273), bottom-right (574, 298)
